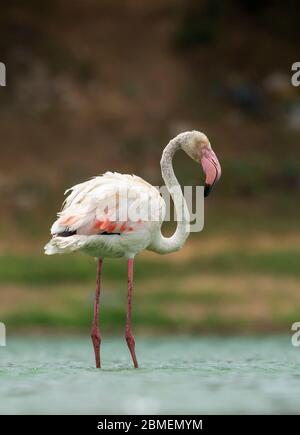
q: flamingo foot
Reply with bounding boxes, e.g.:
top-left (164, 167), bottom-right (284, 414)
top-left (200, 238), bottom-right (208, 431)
top-left (126, 258), bottom-right (139, 368)
top-left (126, 332), bottom-right (139, 368)
top-left (91, 329), bottom-right (101, 368)
top-left (91, 258), bottom-right (103, 368)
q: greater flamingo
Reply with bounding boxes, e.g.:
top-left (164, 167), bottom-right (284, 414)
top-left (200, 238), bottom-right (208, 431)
top-left (45, 131), bottom-right (221, 368)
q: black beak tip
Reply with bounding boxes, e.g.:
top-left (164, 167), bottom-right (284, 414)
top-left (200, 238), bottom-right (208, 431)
top-left (204, 184), bottom-right (211, 198)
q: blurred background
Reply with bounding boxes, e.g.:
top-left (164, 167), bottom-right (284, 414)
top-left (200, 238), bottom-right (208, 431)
top-left (0, 0), bottom-right (299, 337)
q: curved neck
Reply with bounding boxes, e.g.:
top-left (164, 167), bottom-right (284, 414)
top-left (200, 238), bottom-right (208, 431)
top-left (149, 137), bottom-right (190, 254)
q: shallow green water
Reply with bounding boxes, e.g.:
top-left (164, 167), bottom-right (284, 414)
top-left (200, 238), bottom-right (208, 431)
top-left (1, 336), bottom-right (300, 414)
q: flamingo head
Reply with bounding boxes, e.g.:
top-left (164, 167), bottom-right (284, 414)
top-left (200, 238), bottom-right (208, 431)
top-left (180, 130), bottom-right (221, 197)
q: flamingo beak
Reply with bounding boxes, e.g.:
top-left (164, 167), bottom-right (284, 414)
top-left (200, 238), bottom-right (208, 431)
top-left (200, 148), bottom-right (221, 198)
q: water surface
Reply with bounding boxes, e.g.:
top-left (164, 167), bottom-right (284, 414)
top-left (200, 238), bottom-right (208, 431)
top-left (0, 336), bottom-right (299, 414)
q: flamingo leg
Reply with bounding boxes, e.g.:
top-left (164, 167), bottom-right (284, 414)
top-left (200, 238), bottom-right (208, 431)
top-left (125, 258), bottom-right (139, 368)
top-left (91, 258), bottom-right (103, 368)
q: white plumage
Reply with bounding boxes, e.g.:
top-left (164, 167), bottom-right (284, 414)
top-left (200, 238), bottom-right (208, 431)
top-left (45, 171), bottom-right (165, 258)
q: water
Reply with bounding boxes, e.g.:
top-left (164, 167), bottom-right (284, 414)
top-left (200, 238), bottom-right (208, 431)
top-left (0, 336), bottom-right (300, 414)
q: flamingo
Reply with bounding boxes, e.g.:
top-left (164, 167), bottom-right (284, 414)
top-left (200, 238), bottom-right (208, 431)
top-left (44, 131), bottom-right (221, 368)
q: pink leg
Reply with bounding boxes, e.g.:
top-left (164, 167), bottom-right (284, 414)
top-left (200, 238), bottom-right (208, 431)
top-left (126, 258), bottom-right (139, 368)
top-left (91, 258), bottom-right (103, 368)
